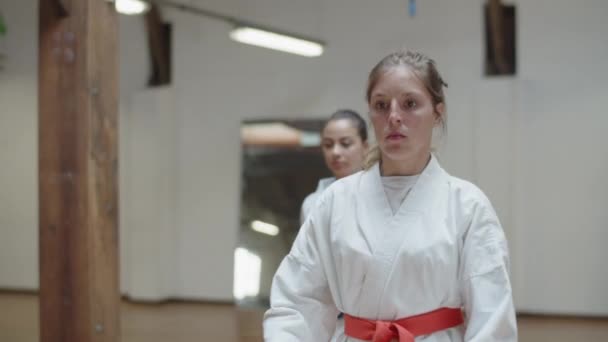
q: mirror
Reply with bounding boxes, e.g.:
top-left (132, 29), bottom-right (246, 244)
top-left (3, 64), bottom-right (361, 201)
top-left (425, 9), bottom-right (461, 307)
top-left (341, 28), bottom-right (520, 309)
top-left (235, 119), bottom-right (329, 309)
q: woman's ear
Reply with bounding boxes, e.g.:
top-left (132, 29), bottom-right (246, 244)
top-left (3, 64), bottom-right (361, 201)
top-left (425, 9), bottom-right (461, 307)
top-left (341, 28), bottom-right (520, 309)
top-left (434, 102), bottom-right (445, 124)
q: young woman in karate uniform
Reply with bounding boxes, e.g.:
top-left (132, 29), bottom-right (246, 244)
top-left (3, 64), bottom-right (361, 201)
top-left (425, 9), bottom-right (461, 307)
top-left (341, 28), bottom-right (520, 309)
top-left (300, 109), bottom-right (369, 225)
top-left (264, 50), bottom-right (517, 342)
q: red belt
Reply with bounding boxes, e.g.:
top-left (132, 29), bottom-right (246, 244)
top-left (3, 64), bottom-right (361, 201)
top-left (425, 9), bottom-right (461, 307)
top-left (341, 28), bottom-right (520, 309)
top-left (344, 307), bottom-right (463, 342)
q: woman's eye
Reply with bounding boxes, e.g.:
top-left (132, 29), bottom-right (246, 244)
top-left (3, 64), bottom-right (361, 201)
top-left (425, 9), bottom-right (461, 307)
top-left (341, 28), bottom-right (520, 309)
top-left (374, 101), bottom-right (388, 111)
top-left (406, 99), bottom-right (417, 108)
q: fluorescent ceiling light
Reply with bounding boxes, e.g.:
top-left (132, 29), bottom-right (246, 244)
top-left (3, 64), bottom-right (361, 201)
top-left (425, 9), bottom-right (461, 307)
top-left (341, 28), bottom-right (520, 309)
top-left (230, 26), bottom-right (324, 57)
top-left (251, 220), bottom-right (280, 236)
top-left (115, 0), bottom-right (150, 15)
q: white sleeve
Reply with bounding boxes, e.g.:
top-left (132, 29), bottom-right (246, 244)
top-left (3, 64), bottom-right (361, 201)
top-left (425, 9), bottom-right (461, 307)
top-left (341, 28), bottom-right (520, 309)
top-left (460, 198), bottom-right (518, 341)
top-left (299, 193), bottom-right (314, 226)
top-left (264, 200), bottom-right (339, 342)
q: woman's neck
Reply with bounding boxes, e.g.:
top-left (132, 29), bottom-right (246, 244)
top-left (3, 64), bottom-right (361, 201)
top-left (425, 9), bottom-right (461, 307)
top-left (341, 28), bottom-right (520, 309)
top-left (380, 152), bottom-right (431, 176)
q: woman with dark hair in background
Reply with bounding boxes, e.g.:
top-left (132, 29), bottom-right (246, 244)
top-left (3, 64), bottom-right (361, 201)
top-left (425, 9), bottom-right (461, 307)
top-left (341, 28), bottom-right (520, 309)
top-left (300, 109), bottom-right (368, 224)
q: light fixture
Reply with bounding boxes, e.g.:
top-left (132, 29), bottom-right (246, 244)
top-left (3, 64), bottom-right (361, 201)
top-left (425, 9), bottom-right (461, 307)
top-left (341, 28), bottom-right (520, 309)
top-left (114, 0), bottom-right (150, 15)
top-left (230, 26), bottom-right (324, 57)
top-left (250, 220), bottom-right (280, 236)
top-left (233, 248), bottom-right (261, 300)
top-left (147, 1), bottom-right (326, 57)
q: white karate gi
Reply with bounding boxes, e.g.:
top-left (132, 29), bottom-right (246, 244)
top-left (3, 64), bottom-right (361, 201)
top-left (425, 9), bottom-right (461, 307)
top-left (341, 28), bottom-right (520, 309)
top-left (264, 156), bottom-right (517, 341)
top-left (301, 177), bottom-right (335, 225)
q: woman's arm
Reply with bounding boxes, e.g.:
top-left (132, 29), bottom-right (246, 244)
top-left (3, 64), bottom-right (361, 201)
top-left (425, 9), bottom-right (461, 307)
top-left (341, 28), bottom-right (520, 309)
top-left (460, 195), bottom-right (518, 341)
top-left (264, 198), bottom-right (339, 341)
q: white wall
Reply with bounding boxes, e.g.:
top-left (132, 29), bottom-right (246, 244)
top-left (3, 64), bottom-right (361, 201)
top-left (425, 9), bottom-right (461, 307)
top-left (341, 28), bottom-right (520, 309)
top-left (514, 0), bottom-right (608, 315)
top-left (0, 0), bottom-right (38, 290)
top-left (1, 0), bottom-right (607, 314)
top-left (121, 88), bottom-right (179, 300)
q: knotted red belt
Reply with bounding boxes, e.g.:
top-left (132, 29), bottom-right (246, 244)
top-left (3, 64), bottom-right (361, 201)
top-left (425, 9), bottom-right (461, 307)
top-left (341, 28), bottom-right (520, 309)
top-left (344, 307), bottom-right (463, 342)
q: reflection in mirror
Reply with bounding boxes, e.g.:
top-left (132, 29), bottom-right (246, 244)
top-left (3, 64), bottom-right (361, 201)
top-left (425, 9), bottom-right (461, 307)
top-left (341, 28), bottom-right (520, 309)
top-left (235, 119), bottom-right (328, 309)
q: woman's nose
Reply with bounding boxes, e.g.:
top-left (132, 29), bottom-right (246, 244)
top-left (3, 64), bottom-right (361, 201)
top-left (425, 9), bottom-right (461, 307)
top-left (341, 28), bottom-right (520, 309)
top-left (332, 145), bottom-right (342, 156)
top-left (388, 104), bottom-right (402, 125)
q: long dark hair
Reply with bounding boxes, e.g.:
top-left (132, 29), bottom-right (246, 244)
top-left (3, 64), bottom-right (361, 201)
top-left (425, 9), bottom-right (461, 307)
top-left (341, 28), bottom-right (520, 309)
top-left (323, 109), bottom-right (368, 142)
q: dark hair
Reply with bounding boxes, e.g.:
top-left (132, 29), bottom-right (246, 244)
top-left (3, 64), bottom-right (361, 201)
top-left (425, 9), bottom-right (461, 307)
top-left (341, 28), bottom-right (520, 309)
top-left (323, 109), bottom-right (368, 142)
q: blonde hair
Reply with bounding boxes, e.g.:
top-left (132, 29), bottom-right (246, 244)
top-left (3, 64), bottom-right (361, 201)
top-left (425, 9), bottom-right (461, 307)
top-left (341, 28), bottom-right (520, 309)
top-left (363, 50), bottom-right (448, 170)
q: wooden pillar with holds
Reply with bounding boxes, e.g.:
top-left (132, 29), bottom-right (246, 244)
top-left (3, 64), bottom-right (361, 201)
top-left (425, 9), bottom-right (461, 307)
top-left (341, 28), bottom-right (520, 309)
top-left (38, 0), bottom-right (120, 341)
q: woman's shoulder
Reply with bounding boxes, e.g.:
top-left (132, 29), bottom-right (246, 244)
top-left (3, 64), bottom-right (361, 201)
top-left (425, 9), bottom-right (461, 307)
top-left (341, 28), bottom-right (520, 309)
top-left (301, 191), bottom-right (318, 210)
top-left (306, 171), bottom-right (366, 215)
top-left (324, 170), bottom-right (366, 197)
top-left (446, 174), bottom-right (497, 218)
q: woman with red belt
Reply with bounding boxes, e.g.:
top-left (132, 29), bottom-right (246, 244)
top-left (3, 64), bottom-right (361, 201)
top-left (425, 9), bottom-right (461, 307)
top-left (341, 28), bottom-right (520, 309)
top-left (264, 50), bottom-right (517, 342)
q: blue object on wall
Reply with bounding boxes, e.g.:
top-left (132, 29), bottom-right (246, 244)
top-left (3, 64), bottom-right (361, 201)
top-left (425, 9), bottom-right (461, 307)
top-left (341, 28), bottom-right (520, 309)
top-left (409, 0), bottom-right (416, 17)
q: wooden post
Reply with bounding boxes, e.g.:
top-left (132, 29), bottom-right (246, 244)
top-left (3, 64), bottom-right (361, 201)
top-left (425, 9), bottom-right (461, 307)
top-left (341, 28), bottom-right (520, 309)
top-left (145, 4), bottom-right (171, 85)
top-left (38, 0), bottom-right (120, 341)
top-left (488, 0), bottom-right (509, 74)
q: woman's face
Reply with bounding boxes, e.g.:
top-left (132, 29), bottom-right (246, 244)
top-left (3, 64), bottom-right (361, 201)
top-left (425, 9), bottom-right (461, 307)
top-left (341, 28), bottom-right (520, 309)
top-left (368, 66), bottom-right (442, 171)
top-left (321, 119), bottom-right (367, 179)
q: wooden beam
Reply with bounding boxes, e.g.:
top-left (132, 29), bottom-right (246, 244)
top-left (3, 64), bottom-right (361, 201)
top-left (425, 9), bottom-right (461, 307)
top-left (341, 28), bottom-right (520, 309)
top-left (54, 0), bottom-right (70, 17)
top-left (488, 0), bottom-right (509, 74)
top-left (145, 4), bottom-right (171, 85)
top-left (38, 0), bottom-right (120, 341)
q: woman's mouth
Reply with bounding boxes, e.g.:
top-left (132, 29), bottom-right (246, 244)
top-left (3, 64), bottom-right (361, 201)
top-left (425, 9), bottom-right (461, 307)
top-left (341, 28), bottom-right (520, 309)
top-left (331, 161), bottom-right (346, 169)
top-left (386, 132), bottom-right (406, 141)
